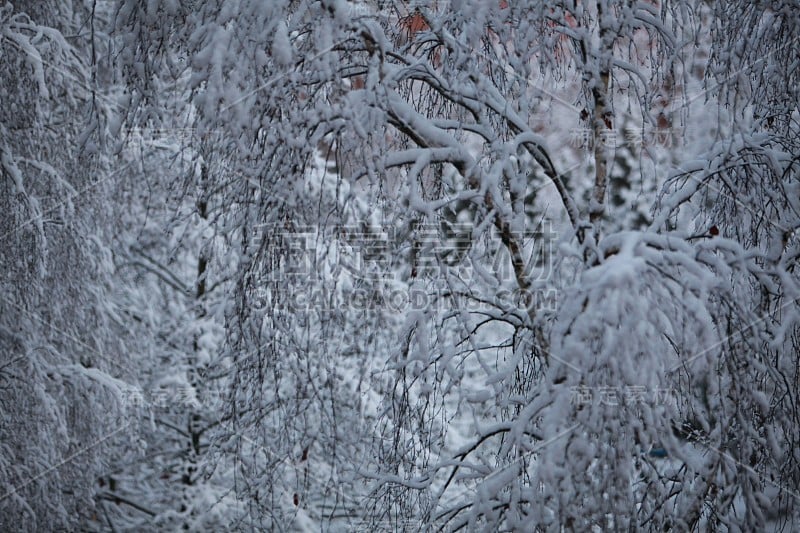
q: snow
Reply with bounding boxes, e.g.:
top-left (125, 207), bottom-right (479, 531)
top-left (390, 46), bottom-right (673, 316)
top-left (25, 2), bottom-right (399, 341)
top-left (3, 0), bottom-right (798, 530)
top-left (272, 21), bottom-right (293, 67)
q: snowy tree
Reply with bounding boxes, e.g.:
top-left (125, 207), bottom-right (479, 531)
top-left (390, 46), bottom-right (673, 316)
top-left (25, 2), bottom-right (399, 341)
top-left (114, 0), bottom-right (799, 529)
top-left (3, 0), bottom-right (797, 530)
top-left (0, 1), bottom-right (136, 529)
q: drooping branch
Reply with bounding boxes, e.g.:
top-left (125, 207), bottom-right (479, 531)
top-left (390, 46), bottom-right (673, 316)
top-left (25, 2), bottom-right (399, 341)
top-left (387, 56), bottom-right (582, 233)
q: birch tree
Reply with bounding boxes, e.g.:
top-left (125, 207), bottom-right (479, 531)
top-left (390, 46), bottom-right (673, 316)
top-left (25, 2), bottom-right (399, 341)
top-left (103, 0), bottom-right (800, 529)
top-left (0, 1), bottom-right (136, 529)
